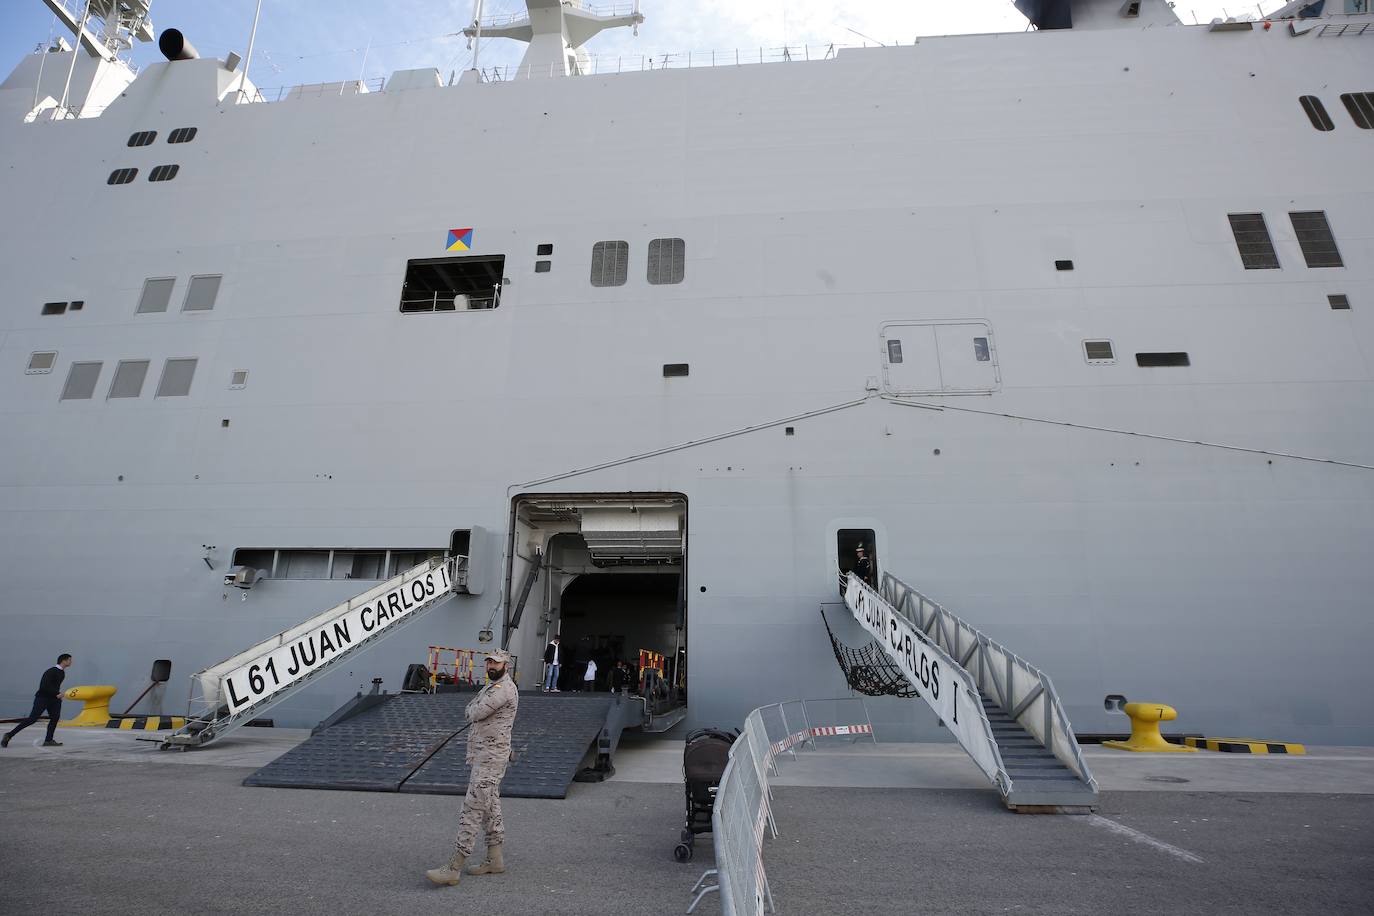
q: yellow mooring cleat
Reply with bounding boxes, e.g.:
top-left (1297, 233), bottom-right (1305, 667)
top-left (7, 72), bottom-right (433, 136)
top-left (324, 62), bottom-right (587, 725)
top-left (1102, 701), bottom-right (1197, 753)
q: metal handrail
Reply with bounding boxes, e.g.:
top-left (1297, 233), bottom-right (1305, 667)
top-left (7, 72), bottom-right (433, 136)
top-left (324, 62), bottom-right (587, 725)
top-left (696, 696), bottom-right (877, 916)
top-left (879, 571), bottom-right (1097, 791)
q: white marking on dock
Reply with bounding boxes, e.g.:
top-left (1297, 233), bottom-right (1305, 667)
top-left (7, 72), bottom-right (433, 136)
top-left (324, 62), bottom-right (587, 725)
top-left (1084, 814), bottom-right (1204, 864)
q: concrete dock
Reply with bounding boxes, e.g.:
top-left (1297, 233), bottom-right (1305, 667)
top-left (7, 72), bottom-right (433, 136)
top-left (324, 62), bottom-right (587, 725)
top-left (2, 726), bottom-right (1371, 914)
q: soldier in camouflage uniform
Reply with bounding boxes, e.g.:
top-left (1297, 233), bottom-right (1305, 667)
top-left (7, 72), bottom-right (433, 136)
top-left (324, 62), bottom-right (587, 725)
top-left (426, 648), bottom-right (519, 887)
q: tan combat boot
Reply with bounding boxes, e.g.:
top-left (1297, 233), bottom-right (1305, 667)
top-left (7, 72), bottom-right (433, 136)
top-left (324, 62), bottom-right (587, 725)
top-left (466, 844), bottom-right (505, 876)
top-left (425, 853), bottom-right (466, 886)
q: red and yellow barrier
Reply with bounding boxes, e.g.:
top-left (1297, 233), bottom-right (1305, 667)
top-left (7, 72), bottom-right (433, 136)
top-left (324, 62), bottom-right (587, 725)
top-left (427, 646), bottom-right (520, 689)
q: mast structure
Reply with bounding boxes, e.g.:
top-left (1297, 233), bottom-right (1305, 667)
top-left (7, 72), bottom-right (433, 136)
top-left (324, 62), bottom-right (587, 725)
top-left (463, 0), bottom-right (643, 77)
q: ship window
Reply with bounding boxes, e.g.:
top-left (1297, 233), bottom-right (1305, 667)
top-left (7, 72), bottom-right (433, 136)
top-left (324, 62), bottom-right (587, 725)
top-left (1083, 340), bottom-right (1116, 364)
top-left (535, 260), bottom-right (552, 273)
top-left (887, 340), bottom-right (903, 364)
top-left (973, 337), bottom-right (991, 362)
top-left (1136, 352), bottom-right (1190, 367)
top-left (232, 549), bottom-right (276, 578)
top-left (663, 363), bottom-right (689, 377)
top-left (1299, 96), bottom-right (1335, 131)
top-left (107, 168), bottom-right (139, 185)
top-left (390, 550), bottom-right (446, 576)
top-left (229, 370), bottom-right (248, 388)
top-left (1055, 259), bottom-right (1074, 271)
top-left (108, 359), bottom-right (150, 399)
top-left (537, 243), bottom-right (553, 256)
top-left (168, 127), bottom-right (198, 144)
top-left (400, 255), bottom-right (505, 312)
top-left (1340, 92), bottom-right (1374, 130)
top-left (1289, 211), bottom-right (1343, 268)
top-left (42, 301), bottom-right (67, 316)
top-left (1227, 213), bottom-right (1280, 269)
top-left (182, 274), bottom-right (222, 311)
top-left (332, 551), bottom-right (386, 580)
top-left (26, 351), bottom-right (57, 374)
top-left (149, 164), bottom-right (180, 182)
top-left (155, 358), bottom-right (197, 397)
top-left (137, 278), bottom-right (175, 314)
top-left (128, 131), bottom-right (157, 147)
top-left (590, 240), bottom-right (629, 287)
top-left (60, 361), bottom-right (102, 400)
top-left (647, 238), bottom-right (686, 285)
top-left (277, 550), bottom-right (330, 579)
top-left (1329, 294), bottom-right (1351, 310)
top-left (837, 529), bottom-right (877, 594)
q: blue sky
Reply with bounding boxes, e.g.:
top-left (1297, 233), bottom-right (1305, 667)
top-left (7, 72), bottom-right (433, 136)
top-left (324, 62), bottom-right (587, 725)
top-left (2, 1), bottom-right (1286, 90)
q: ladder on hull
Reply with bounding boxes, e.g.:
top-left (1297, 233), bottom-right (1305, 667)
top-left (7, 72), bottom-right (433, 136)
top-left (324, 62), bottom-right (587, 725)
top-left (162, 556), bottom-right (463, 749)
top-left (839, 572), bottom-right (1097, 811)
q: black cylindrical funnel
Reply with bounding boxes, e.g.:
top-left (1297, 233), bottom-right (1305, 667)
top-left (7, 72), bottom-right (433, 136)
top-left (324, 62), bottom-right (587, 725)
top-left (158, 28), bottom-right (199, 61)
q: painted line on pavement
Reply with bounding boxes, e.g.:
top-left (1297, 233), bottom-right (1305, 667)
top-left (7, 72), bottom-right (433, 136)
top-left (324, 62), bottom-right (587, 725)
top-left (1084, 814), bottom-right (1204, 864)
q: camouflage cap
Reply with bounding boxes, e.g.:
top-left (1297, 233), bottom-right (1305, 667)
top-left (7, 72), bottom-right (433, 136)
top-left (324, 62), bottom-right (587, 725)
top-left (484, 648), bottom-right (511, 664)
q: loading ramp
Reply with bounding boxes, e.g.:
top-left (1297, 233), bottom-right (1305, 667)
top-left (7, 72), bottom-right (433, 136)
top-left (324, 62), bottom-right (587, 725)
top-left (837, 571), bottom-right (1098, 811)
top-left (245, 692), bottom-right (615, 798)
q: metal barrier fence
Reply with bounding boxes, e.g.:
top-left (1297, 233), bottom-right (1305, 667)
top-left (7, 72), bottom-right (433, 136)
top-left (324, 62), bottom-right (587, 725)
top-left (689, 697), bottom-right (876, 916)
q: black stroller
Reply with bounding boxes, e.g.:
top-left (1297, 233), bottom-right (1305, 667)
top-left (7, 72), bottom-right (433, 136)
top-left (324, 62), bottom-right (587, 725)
top-left (673, 727), bottom-right (737, 862)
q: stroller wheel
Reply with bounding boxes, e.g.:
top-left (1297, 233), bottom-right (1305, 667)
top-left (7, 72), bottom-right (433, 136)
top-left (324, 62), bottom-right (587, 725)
top-left (674, 843), bottom-right (693, 863)
top-left (680, 828), bottom-right (695, 844)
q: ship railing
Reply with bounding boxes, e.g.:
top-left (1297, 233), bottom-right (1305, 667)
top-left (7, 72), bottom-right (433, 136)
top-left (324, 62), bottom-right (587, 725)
top-left (246, 77), bottom-right (385, 103)
top-left (1316, 20), bottom-right (1373, 37)
top-left (398, 289), bottom-right (501, 313)
top-left (479, 42), bottom-right (860, 81)
top-left (473, 1), bottom-right (639, 30)
top-left (878, 571), bottom-right (1097, 790)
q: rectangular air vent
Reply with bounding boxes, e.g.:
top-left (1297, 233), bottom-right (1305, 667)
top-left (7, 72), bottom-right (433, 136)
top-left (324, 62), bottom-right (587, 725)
top-left (663, 363), bottom-right (689, 377)
top-left (1289, 211), bottom-right (1343, 268)
top-left (1055, 260), bottom-right (1074, 271)
top-left (1084, 340), bottom-right (1115, 364)
top-left (42, 301), bottom-right (67, 315)
top-left (1329, 294), bottom-right (1351, 310)
top-left (1136, 352), bottom-right (1190, 367)
top-left (26, 351), bottom-right (57, 374)
top-left (1228, 213), bottom-right (1279, 270)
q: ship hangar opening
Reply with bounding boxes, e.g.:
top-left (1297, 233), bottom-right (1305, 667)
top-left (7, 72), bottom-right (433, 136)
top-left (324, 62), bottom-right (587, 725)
top-left (509, 495), bottom-right (686, 724)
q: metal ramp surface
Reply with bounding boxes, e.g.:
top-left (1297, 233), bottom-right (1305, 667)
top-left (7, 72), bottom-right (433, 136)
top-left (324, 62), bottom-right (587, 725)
top-left (244, 692), bottom-right (611, 799)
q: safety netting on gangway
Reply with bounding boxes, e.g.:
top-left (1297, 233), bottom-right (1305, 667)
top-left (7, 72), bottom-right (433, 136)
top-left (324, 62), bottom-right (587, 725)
top-left (819, 607), bottom-right (920, 698)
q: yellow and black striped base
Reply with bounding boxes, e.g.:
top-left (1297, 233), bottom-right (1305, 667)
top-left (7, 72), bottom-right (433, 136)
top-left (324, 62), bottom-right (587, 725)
top-left (1183, 736), bottom-right (1305, 755)
top-left (104, 715), bottom-right (186, 731)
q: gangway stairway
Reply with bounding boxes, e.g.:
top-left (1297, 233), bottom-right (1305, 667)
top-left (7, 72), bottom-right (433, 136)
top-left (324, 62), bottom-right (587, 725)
top-left (838, 571), bottom-right (1098, 811)
top-left (163, 556), bottom-right (463, 749)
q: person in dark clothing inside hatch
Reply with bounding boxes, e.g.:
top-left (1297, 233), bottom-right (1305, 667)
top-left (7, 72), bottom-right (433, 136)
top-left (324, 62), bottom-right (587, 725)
top-left (3, 654), bottom-right (73, 748)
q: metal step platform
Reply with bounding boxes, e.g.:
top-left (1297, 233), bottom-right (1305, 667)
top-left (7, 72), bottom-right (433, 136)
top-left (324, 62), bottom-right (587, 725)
top-left (243, 691), bottom-right (612, 799)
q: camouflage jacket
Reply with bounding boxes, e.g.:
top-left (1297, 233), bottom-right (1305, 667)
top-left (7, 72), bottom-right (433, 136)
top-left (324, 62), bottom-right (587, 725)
top-left (465, 676), bottom-right (518, 765)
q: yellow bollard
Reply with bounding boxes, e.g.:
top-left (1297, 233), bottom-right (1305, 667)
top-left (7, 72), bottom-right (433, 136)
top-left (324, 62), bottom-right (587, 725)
top-left (1103, 702), bottom-right (1197, 753)
top-left (59, 685), bottom-right (118, 727)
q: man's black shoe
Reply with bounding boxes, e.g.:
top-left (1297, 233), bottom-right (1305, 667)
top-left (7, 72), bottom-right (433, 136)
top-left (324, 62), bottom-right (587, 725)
top-left (42, 740), bottom-right (63, 747)
top-left (1, 734), bottom-right (10, 748)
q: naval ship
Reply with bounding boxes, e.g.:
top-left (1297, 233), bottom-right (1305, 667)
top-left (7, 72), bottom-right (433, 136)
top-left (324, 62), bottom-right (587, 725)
top-left (1, 0), bottom-right (1371, 748)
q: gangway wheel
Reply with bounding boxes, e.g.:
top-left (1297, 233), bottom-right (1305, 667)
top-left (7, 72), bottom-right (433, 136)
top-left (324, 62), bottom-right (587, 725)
top-left (673, 842), bottom-right (693, 862)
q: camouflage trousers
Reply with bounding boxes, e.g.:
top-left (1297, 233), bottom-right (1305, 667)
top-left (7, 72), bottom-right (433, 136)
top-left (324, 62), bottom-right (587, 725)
top-left (453, 760), bottom-right (507, 857)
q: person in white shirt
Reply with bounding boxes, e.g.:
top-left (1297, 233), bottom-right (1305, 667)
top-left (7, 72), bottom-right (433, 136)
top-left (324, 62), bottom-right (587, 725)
top-left (582, 657), bottom-right (597, 692)
top-left (542, 635), bottom-right (561, 692)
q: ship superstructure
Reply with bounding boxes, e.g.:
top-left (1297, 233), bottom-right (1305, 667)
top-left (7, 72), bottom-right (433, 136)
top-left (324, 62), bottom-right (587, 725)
top-left (0, 0), bottom-right (1371, 745)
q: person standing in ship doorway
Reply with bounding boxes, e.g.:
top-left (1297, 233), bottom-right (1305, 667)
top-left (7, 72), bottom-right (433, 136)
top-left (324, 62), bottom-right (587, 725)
top-left (542, 634), bottom-right (561, 692)
top-left (854, 545), bottom-right (873, 587)
top-left (426, 648), bottom-right (519, 886)
top-left (2, 653), bottom-right (72, 748)
top-left (581, 656), bottom-right (598, 692)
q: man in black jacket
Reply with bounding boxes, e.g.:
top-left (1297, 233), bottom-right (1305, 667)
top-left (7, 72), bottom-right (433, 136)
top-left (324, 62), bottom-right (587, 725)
top-left (2, 653), bottom-right (72, 748)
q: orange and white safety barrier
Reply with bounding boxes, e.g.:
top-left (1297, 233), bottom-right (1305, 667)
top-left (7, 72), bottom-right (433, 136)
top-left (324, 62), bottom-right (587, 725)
top-left (769, 723), bottom-right (872, 754)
